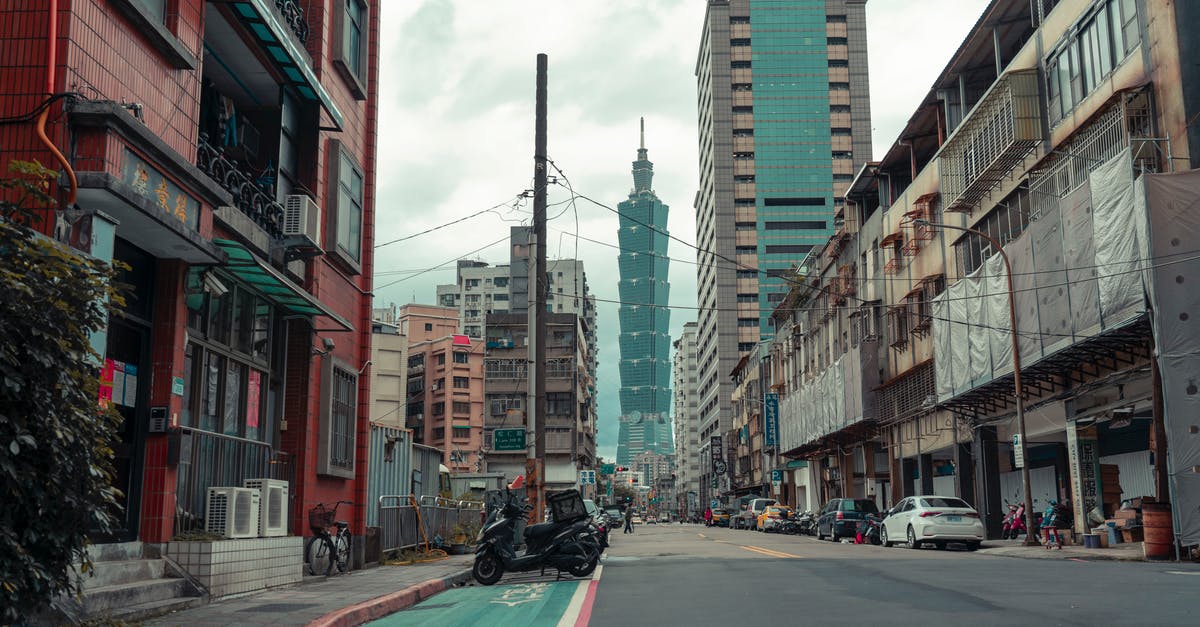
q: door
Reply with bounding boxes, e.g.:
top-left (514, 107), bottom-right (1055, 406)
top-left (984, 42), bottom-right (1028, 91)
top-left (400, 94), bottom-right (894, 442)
top-left (820, 499), bottom-right (837, 535)
top-left (884, 498), bottom-right (909, 539)
top-left (98, 318), bottom-right (150, 542)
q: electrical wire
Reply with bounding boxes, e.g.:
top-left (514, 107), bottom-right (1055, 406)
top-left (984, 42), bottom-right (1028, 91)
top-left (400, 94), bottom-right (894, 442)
top-left (373, 235), bottom-right (509, 291)
top-left (0, 93), bottom-right (76, 126)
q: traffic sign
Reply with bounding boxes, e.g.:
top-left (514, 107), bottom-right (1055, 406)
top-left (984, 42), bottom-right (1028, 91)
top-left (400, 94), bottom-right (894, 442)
top-left (493, 428), bottom-right (526, 451)
top-left (1013, 434), bottom-right (1025, 468)
top-left (771, 469), bottom-right (783, 482)
top-left (710, 499), bottom-right (720, 508)
top-left (601, 463), bottom-right (615, 475)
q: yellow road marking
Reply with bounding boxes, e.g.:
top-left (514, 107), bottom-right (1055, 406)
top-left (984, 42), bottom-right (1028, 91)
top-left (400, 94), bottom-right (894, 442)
top-left (741, 545), bottom-right (802, 559)
top-left (697, 533), bottom-right (706, 538)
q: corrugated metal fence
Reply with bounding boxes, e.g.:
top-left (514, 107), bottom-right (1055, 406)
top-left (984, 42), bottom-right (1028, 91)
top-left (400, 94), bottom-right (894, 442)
top-left (377, 495), bottom-right (483, 553)
top-left (366, 424), bottom-right (412, 527)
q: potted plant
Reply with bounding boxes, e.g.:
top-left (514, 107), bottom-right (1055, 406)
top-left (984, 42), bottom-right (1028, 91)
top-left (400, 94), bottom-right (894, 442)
top-left (449, 521), bottom-right (480, 554)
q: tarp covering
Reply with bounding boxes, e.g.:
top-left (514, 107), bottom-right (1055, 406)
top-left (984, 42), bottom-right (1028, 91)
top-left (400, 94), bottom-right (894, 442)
top-left (933, 150), bottom-right (1149, 401)
top-left (1143, 166), bottom-right (1200, 545)
top-left (779, 348), bottom-right (867, 453)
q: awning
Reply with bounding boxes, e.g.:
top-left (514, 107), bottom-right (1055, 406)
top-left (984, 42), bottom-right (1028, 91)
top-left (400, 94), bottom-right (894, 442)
top-left (213, 239), bottom-right (353, 331)
top-left (228, 0), bottom-right (344, 130)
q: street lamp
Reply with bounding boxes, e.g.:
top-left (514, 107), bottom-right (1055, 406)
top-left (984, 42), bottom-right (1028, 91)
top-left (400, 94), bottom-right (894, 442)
top-left (913, 218), bottom-right (1039, 546)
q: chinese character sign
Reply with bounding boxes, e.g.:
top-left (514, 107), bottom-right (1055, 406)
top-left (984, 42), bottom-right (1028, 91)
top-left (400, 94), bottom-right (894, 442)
top-left (123, 149), bottom-right (200, 230)
top-left (764, 393), bottom-right (779, 448)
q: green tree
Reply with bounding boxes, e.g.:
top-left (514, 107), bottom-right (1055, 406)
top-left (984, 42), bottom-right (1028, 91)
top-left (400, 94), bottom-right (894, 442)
top-left (612, 483), bottom-right (637, 505)
top-left (0, 160), bottom-right (123, 621)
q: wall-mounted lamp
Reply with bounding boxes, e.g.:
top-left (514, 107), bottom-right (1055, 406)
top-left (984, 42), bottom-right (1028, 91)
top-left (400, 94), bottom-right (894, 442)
top-left (312, 337), bottom-right (335, 355)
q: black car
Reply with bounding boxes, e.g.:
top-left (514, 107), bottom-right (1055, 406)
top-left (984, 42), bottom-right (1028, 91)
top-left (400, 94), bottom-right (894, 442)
top-left (816, 498), bottom-right (880, 541)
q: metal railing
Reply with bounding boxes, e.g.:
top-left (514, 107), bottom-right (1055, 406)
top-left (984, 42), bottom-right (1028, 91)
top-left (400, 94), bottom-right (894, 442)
top-left (377, 495), bottom-right (485, 553)
top-left (272, 0), bottom-right (310, 45)
top-left (173, 428), bottom-right (293, 535)
top-left (196, 133), bottom-right (286, 239)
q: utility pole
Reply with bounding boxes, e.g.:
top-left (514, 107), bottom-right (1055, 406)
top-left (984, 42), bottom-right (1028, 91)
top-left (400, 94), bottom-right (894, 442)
top-left (526, 53), bottom-right (549, 521)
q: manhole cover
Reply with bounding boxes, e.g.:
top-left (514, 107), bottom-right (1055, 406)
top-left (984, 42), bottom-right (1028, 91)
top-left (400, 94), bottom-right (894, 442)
top-left (241, 603), bottom-right (320, 612)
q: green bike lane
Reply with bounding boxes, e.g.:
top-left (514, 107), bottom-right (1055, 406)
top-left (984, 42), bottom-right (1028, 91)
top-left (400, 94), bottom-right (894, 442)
top-left (367, 567), bottom-right (600, 627)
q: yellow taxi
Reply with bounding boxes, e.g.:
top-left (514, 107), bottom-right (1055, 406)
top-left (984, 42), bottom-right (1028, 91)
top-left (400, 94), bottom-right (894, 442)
top-left (709, 509), bottom-right (731, 527)
top-left (757, 505), bottom-right (794, 532)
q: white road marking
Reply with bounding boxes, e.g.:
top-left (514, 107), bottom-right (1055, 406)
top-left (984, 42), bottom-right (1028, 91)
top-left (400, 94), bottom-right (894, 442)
top-left (557, 564), bottom-right (603, 627)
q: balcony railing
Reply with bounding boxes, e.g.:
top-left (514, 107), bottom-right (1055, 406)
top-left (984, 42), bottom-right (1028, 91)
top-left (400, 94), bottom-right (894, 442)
top-left (174, 428), bottom-right (292, 535)
top-left (939, 69), bottom-right (1043, 212)
top-left (272, 0), bottom-right (309, 45)
top-left (197, 133), bottom-right (285, 239)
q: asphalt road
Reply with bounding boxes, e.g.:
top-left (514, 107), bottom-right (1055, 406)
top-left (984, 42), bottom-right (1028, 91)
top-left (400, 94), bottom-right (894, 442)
top-left (590, 523), bottom-right (1200, 626)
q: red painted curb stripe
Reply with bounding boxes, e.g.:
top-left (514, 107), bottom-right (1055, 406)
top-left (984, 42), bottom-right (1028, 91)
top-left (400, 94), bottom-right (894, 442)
top-left (573, 578), bottom-right (600, 627)
top-left (307, 571), bottom-right (465, 627)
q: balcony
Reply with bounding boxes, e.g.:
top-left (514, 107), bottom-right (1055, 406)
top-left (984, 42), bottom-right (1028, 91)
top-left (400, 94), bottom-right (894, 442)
top-left (196, 133), bottom-right (285, 239)
top-left (939, 69), bottom-right (1043, 212)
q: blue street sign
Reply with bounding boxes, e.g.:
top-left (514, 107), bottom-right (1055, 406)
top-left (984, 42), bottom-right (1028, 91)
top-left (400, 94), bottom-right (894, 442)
top-left (764, 393), bottom-right (780, 448)
top-left (771, 469), bottom-right (783, 483)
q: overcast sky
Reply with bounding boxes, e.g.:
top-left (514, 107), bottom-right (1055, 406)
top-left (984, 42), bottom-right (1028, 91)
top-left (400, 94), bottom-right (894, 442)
top-left (372, 0), bottom-right (992, 462)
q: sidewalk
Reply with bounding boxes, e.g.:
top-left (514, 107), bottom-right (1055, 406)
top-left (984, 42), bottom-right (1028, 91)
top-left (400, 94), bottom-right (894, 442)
top-left (147, 555), bottom-right (474, 627)
top-left (979, 538), bottom-right (1148, 561)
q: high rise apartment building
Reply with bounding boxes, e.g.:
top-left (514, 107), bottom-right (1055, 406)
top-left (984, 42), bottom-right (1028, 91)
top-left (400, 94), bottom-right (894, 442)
top-left (397, 304), bottom-right (485, 473)
top-left (693, 0), bottom-right (872, 489)
top-left (672, 323), bottom-right (701, 517)
top-left (615, 121), bottom-right (674, 465)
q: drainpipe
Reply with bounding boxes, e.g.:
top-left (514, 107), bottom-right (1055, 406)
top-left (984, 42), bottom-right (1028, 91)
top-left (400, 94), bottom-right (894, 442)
top-left (38, 0), bottom-right (78, 207)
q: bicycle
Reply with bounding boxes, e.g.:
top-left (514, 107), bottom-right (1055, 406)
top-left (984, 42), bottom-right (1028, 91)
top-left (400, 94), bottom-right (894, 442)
top-left (306, 501), bottom-right (352, 576)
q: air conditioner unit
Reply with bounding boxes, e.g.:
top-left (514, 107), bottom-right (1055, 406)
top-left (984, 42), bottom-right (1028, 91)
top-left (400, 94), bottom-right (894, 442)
top-left (284, 194), bottom-right (321, 248)
top-left (244, 478), bottom-right (289, 537)
top-left (206, 487), bottom-right (261, 539)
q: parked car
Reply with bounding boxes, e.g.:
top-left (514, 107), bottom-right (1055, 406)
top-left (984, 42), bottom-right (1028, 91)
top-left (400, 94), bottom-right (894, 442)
top-left (816, 498), bottom-right (880, 541)
top-left (734, 498), bottom-right (778, 530)
top-left (880, 495), bottom-right (983, 550)
top-left (631, 514), bottom-right (644, 524)
top-left (757, 505), bottom-right (794, 532)
top-left (710, 509), bottom-right (731, 527)
top-left (646, 515), bottom-right (658, 524)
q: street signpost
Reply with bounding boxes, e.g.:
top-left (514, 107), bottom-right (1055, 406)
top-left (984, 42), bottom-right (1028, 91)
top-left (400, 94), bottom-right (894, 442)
top-left (710, 499), bottom-right (720, 509)
top-left (601, 463), bottom-right (615, 475)
top-left (579, 470), bottom-right (596, 485)
top-left (1013, 434), bottom-right (1025, 468)
top-left (494, 428), bottom-right (526, 451)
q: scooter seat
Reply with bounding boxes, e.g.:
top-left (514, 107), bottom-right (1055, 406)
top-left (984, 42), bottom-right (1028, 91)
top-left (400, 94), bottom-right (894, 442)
top-left (523, 522), bottom-right (559, 541)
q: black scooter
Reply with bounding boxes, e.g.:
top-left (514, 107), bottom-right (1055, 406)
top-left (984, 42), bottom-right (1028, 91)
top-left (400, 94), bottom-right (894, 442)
top-left (472, 489), bottom-right (602, 586)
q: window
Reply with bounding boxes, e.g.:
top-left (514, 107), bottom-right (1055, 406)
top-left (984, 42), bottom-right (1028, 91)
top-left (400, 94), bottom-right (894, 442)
top-left (424, 323), bottom-right (433, 331)
top-left (490, 395), bottom-right (522, 416)
top-left (737, 318), bottom-right (758, 327)
top-left (547, 392), bottom-right (574, 416)
top-left (452, 425), bottom-right (471, 440)
top-left (453, 376), bottom-right (470, 389)
top-left (432, 427), bottom-right (445, 440)
top-left (452, 401), bottom-right (471, 414)
top-left (328, 142), bottom-right (364, 268)
top-left (1047, 0), bottom-right (1140, 123)
top-left (436, 353), bottom-right (446, 366)
top-left (432, 401), bottom-right (445, 416)
top-left (766, 221), bottom-right (825, 230)
top-left (453, 351), bottom-right (469, 364)
top-left (334, 0), bottom-right (368, 99)
top-left (318, 360), bottom-right (357, 478)
top-left (765, 245), bottom-right (812, 254)
top-left (494, 276), bottom-right (509, 287)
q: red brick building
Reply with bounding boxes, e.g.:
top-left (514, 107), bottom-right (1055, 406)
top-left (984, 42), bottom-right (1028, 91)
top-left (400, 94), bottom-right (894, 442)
top-left (0, 0), bottom-right (379, 546)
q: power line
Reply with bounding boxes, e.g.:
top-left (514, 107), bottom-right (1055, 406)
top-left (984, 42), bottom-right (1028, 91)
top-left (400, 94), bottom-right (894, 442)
top-left (373, 235), bottom-right (509, 291)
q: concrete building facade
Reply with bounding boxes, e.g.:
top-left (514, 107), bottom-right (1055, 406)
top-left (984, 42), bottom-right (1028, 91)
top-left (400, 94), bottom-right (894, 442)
top-left (672, 323), bottom-right (701, 517)
top-left (693, 0), bottom-right (872, 501)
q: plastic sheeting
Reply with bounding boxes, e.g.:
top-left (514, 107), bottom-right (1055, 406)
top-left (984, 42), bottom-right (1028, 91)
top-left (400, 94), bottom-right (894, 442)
top-left (1144, 166), bottom-right (1200, 546)
top-left (778, 349), bottom-right (868, 453)
top-left (1091, 151), bottom-right (1147, 325)
top-left (933, 150), bottom-right (1150, 401)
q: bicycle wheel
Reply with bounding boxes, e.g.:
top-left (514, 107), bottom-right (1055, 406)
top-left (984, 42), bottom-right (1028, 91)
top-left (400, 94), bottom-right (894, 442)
top-left (306, 534), bottom-right (335, 576)
top-left (334, 532), bottom-right (352, 573)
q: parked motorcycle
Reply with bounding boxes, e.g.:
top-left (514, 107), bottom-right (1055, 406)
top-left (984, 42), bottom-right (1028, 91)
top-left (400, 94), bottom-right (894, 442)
top-left (856, 513), bottom-right (882, 545)
top-left (795, 510), bottom-right (817, 536)
top-left (472, 488), bottom-right (602, 586)
top-left (1002, 502), bottom-right (1027, 540)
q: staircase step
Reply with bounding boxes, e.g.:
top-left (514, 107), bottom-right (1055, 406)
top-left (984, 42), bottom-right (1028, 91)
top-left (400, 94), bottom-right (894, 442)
top-left (81, 558), bottom-right (167, 589)
top-left (105, 596), bottom-right (205, 623)
top-left (87, 541), bottom-right (144, 563)
top-left (82, 578), bottom-right (189, 614)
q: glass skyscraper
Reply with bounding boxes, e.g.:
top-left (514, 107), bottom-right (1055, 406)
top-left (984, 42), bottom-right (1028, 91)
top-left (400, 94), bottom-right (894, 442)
top-left (615, 120), bottom-right (674, 466)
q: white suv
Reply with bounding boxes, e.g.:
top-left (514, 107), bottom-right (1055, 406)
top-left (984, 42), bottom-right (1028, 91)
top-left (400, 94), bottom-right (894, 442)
top-left (735, 498), bottom-right (777, 530)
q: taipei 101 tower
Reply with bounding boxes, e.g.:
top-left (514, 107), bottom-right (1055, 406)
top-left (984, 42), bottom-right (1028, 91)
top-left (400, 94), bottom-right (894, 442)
top-left (615, 119), bottom-right (674, 466)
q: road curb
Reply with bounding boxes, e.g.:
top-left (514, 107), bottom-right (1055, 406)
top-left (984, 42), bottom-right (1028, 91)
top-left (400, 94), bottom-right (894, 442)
top-left (306, 569), bottom-right (472, 627)
top-left (977, 548), bottom-right (1144, 562)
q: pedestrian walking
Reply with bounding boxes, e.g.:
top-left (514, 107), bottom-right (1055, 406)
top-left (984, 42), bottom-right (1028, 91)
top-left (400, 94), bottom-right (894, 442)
top-left (624, 507), bottom-right (634, 534)
top-left (1041, 501), bottom-right (1063, 549)
top-left (703, 507), bottom-right (713, 527)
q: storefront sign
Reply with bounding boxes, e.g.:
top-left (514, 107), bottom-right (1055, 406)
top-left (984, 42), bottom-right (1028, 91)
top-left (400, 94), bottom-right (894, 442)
top-left (710, 435), bottom-right (723, 475)
top-left (123, 149), bottom-right (200, 230)
top-left (764, 393), bottom-right (779, 448)
top-left (1067, 423), bottom-right (1100, 532)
